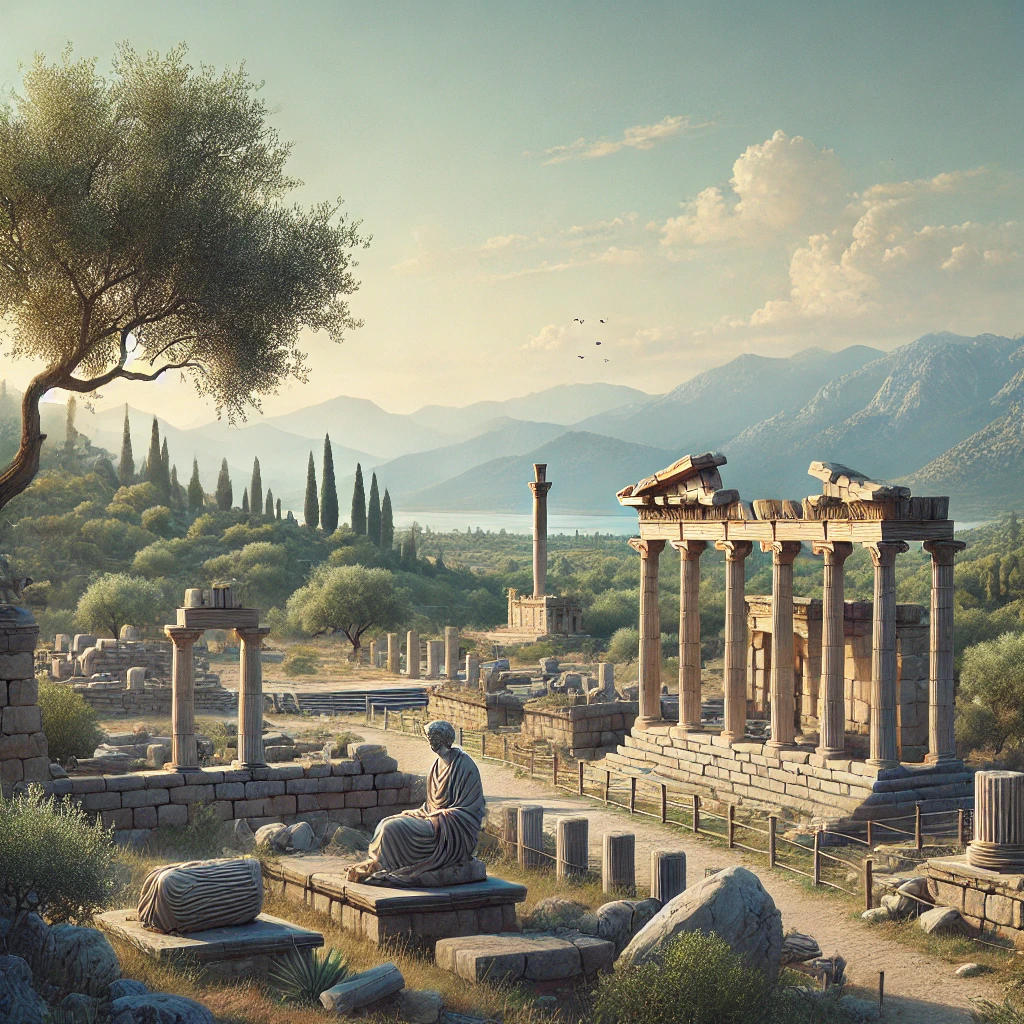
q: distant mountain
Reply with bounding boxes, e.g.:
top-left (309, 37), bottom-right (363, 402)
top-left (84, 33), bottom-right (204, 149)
top-left (408, 383), bottom-right (655, 439)
top-left (404, 431), bottom-right (676, 514)
top-left (372, 419), bottom-right (567, 495)
top-left (574, 345), bottom-right (882, 450)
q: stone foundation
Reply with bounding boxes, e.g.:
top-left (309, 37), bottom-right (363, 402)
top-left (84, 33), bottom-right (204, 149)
top-left (607, 723), bottom-right (973, 826)
top-left (0, 608), bottom-right (49, 789)
top-left (927, 857), bottom-right (1024, 945)
top-left (428, 690), bottom-right (523, 731)
top-left (71, 678), bottom-right (237, 717)
top-left (520, 701), bottom-right (638, 760)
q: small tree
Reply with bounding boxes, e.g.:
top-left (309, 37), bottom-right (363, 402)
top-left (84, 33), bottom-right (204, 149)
top-left (265, 488), bottom-right (274, 517)
top-left (75, 572), bottom-right (164, 638)
top-left (250, 456), bottom-right (263, 516)
top-left (380, 489), bottom-right (394, 551)
top-left (304, 452), bottom-right (319, 530)
top-left (351, 463), bottom-right (366, 535)
top-left (118, 406), bottom-right (134, 485)
top-left (38, 679), bottom-right (103, 762)
top-left (956, 632), bottom-right (1024, 763)
top-left (187, 457), bottom-right (204, 513)
top-left (241, 487), bottom-right (250, 513)
top-left (607, 625), bottom-right (640, 664)
top-left (144, 417), bottom-right (162, 490)
top-left (320, 433), bottom-right (339, 534)
top-left (215, 458), bottom-right (233, 511)
top-left (276, 497), bottom-right (282, 520)
top-left (288, 565), bottom-right (408, 656)
top-left (367, 472), bottom-right (381, 546)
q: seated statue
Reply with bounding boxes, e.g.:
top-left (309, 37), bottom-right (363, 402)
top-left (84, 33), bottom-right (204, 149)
top-left (347, 720), bottom-right (486, 887)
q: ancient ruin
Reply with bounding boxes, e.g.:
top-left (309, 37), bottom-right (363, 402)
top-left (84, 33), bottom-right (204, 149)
top-left (609, 453), bottom-right (972, 827)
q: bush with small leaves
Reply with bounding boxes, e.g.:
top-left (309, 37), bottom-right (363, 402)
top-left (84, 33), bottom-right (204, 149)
top-left (38, 678), bottom-right (104, 763)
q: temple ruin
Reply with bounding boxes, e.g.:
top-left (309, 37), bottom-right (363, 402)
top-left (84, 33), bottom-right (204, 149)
top-left (608, 453), bottom-right (971, 827)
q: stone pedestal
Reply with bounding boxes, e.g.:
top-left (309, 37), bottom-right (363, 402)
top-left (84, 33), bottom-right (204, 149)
top-left (425, 641), bottom-right (443, 680)
top-left (556, 817), bottom-right (589, 879)
top-left (602, 832), bottom-right (635, 893)
top-left (518, 804), bottom-right (544, 869)
top-left (968, 771), bottom-right (1024, 871)
top-left (651, 849), bottom-right (687, 903)
top-left (0, 607), bottom-right (47, 793)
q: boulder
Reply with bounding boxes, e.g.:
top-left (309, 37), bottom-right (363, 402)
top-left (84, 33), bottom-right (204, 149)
top-left (896, 877), bottom-right (931, 903)
top-left (229, 818), bottom-right (256, 851)
top-left (780, 932), bottom-right (822, 965)
top-left (285, 821), bottom-right (315, 852)
top-left (861, 907), bottom-right (891, 923)
top-left (619, 866), bottom-right (783, 982)
top-left (918, 906), bottom-right (969, 937)
top-left (57, 992), bottom-right (100, 1024)
top-left (110, 980), bottom-right (150, 1000)
top-left (594, 901), bottom-right (635, 955)
top-left (110, 993), bottom-right (215, 1024)
top-left (523, 897), bottom-right (587, 932)
top-left (396, 988), bottom-right (444, 1023)
top-left (43, 925), bottom-right (121, 1000)
top-left (6, 914), bottom-right (53, 980)
top-left (327, 826), bottom-right (371, 854)
top-left (0, 956), bottom-right (48, 1024)
top-left (254, 823), bottom-right (290, 852)
top-left (955, 962), bottom-right (988, 977)
top-left (880, 892), bottom-right (916, 919)
top-left (320, 962), bottom-right (405, 1014)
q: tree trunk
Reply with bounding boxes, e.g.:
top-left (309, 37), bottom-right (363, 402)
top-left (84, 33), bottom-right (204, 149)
top-left (0, 371), bottom-right (53, 513)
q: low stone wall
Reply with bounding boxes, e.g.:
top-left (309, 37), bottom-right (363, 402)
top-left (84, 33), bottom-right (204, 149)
top-left (43, 746), bottom-right (420, 846)
top-left (927, 856), bottom-right (1024, 944)
top-left (0, 609), bottom-right (49, 790)
top-left (428, 690), bottom-right (523, 731)
top-left (71, 679), bottom-right (237, 716)
top-left (520, 701), bottom-right (638, 760)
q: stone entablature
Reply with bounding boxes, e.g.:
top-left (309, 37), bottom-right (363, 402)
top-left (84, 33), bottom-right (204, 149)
top-left (520, 701), bottom-right (638, 761)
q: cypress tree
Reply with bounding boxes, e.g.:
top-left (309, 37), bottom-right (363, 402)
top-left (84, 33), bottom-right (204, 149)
top-left (265, 488), bottom-right (274, 517)
top-left (241, 487), bottom-right (249, 513)
top-left (303, 452), bottom-right (319, 529)
top-left (250, 457), bottom-right (263, 515)
top-left (145, 417), bottom-right (161, 487)
top-left (187, 458), bottom-right (204, 513)
top-left (367, 473), bottom-right (381, 546)
top-left (118, 407), bottom-right (135, 485)
top-left (275, 498), bottom-right (282, 520)
top-left (404, 527), bottom-right (417, 564)
top-left (159, 438), bottom-right (172, 500)
top-left (215, 458), bottom-right (233, 510)
top-left (381, 489), bottom-right (394, 551)
top-left (320, 433), bottom-right (339, 534)
top-left (169, 464), bottom-right (183, 507)
top-left (351, 463), bottom-right (366, 535)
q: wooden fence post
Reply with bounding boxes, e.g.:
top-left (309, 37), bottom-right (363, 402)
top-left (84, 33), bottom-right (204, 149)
top-left (602, 832), bottom-right (635, 894)
top-left (553, 750), bottom-right (559, 788)
top-left (866, 819), bottom-right (873, 848)
top-left (629, 777), bottom-right (637, 814)
top-left (660, 784), bottom-right (667, 824)
top-left (529, 748), bottom-right (535, 778)
top-left (727, 804), bottom-right (735, 848)
top-left (383, 706), bottom-right (389, 730)
top-left (578, 760), bottom-right (585, 796)
top-left (813, 829), bottom-right (821, 886)
top-left (503, 736), bottom-right (509, 764)
top-left (458, 726), bottom-right (464, 748)
top-left (915, 803), bottom-right (923, 852)
top-left (604, 769), bottom-right (611, 805)
top-left (556, 817), bottom-right (589, 880)
top-left (768, 815), bottom-right (777, 868)
top-left (364, 695), bottom-right (370, 724)
top-left (692, 793), bottom-right (700, 834)
top-left (864, 856), bottom-right (874, 911)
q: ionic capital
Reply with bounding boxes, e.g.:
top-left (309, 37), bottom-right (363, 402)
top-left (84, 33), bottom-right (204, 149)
top-left (865, 540), bottom-right (909, 568)
top-left (923, 539), bottom-right (967, 566)
top-left (715, 539), bottom-right (753, 561)
top-left (164, 626), bottom-right (204, 647)
top-left (235, 626), bottom-right (272, 646)
top-left (811, 540), bottom-right (854, 563)
top-left (670, 539), bottom-right (708, 560)
top-left (759, 540), bottom-right (802, 564)
top-left (628, 538), bottom-right (666, 558)
top-left (529, 482), bottom-right (553, 497)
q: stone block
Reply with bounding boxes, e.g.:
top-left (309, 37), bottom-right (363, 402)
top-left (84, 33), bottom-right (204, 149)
top-left (216, 782), bottom-right (246, 800)
top-left (7, 678), bottom-right (38, 706)
top-left (436, 934), bottom-right (581, 984)
top-left (359, 755), bottom-right (399, 774)
top-left (170, 784), bottom-right (216, 804)
top-left (375, 771), bottom-right (406, 790)
top-left (271, 795), bottom-right (297, 816)
top-left (83, 791), bottom-right (122, 811)
top-left (331, 760), bottom-right (362, 776)
top-left (964, 887), bottom-right (987, 920)
top-left (317, 776), bottom-right (352, 793)
top-left (286, 778), bottom-right (319, 794)
top-left (233, 798), bottom-right (272, 818)
top-left (245, 780), bottom-right (285, 798)
top-left (0, 652), bottom-right (34, 679)
top-left (121, 787), bottom-right (170, 808)
top-left (133, 806), bottom-right (158, 829)
top-left (105, 774), bottom-right (147, 792)
top-left (346, 790), bottom-right (378, 808)
top-left (0, 732), bottom-right (37, 759)
top-left (158, 803), bottom-right (189, 827)
top-left (71, 776), bottom-right (108, 794)
top-left (986, 893), bottom-right (1017, 927)
top-left (146, 772), bottom-right (184, 789)
top-left (351, 774), bottom-right (374, 791)
top-left (317, 793), bottom-right (347, 810)
top-left (102, 808), bottom-right (133, 830)
top-left (2, 704), bottom-right (41, 734)
top-left (22, 756), bottom-right (51, 782)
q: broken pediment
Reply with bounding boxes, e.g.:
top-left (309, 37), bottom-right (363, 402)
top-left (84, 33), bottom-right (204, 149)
top-left (617, 452), bottom-right (740, 509)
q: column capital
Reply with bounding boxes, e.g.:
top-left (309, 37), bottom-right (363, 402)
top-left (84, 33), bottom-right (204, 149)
top-left (923, 539), bottom-right (967, 565)
top-left (529, 481), bottom-right (552, 497)
top-left (628, 537), bottom-right (666, 558)
top-left (164, 626), bottom-right (204, 645)
top-left (715, 539), bottom-right (753, 561)
top-left (760, 539), bottom-right (802, 564)
top-left (811, 540), bottom-right (854, 562)
top-left (235, 625), bottom-right (271, 644)
top-left (670, 539), bottom-right (708, 559)
top-left (865, 540), bottom-right (909, 568)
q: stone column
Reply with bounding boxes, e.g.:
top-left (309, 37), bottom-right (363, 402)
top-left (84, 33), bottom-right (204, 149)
top-left (529, 464), bottom-right (552, 598)
top-left (651, 849), bottom-right (687, 903)
top-left (968, 770), bottom-right (1024, 871)
top-left (597, 662), bottom-right (615, 700)
top-left (763, 541), bottom-right (801, 750)
top-left (923, 539), bottom-right (967, 765)
top-left (866, 541), bottom-right (909, 767)
top-left (426, 640), bottom-right (443, 679)
top-left (812, 541), bottom-right (853, 758)
top-left (466, 655), bottom-right (480, 688)
top-left (444, 626), bottom-right (459, 681)
top-left (165, 626), bottom-right (204, 773)
top-left (386, 632), bottom-right (400, 675)
top-left (406, 630), bottom-right (420, 679)
top-left (671, 540), bottom-right (707, 730)
top-left (717, 540), bottom-right (753, 744)
top-left (368, 639), bottom-right (379, 667)
top-left (629, 538), bottom-right (666, 728)
top-left (556, 817), bottom-right (589, 879)
top-left (236, 626), bottom-right (271, 770)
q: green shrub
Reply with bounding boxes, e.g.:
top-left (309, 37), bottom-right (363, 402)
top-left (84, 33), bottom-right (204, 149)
top-left (0, 785), bottom-right (118, 924)
top-left (38, 678), bottom-right (104, 762)
top-left (283, 645), bottom-right (320, 676)
top-left (150, 804), bottom-right (226, 859)
top-left (269, 946), bottom-right (347, 1005)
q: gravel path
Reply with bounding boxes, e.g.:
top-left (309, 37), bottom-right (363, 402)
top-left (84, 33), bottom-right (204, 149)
top-left (358, 724), bottom-right (1004, 1024)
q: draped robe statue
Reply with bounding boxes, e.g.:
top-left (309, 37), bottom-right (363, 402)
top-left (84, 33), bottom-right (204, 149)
top-left (347, 720), bottom-right (486, 887)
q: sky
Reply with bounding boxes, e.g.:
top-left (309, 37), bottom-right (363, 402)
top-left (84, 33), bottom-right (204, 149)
top-left (1, 1), bottom-right (1022, 426)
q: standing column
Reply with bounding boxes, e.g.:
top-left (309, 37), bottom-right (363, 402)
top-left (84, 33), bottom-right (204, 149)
top-left (386, 632), bottom-right (400, 675)
top-left (717, 540), bottom-right (753, 744)
top-left (444, 626), bottom-right (460, 681)
top-left (812, 541), bottom-right (853, 758)
top-left (764, 541), bottom-right (802, 750)
top-left (629, 538), bottom-right (666, 728)
top-left (165, 626), bottom-right (204, 773)
top-left (866, 541), bottom-right (909, 767)
top-left (236, 626), bottom-right (271, 769)
top-left (529, 464), bottom-right (552, 598)
top-left (671, 540), bottom-right (707, 730)
top-left (923, 539), bottom-right (966, 765)
top-left (406, 630), bottom-right (420, 679)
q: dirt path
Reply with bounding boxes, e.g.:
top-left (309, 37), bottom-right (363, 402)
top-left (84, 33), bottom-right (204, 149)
top-left (359, 724), bottom-right (1003, 1024)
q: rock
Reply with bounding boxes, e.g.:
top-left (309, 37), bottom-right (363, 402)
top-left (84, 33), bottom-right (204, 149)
top-left (0, 955), bottom-right (48, 1024)
top-left (327, 826), bottom-right (371, 854)
top-left (254, 822), bottom-right (290, 852)
top-left (918, 906), bottom-right (969, 936)
top-left (523, 897), bottom-right (587, 932)
top-left (837, 994), bottom-right (881, 1022)
top-left (619, 865), bottom-right (783, 982)
top-left (880, 892), bottom-right (917, 919)
top-left (396, 988), bottom-right (444, 1023)
top-left (595, 901), bottom-right (635, 955)
top-left (955, 962), bottom-right (988, 977)
top-left (6, 914), bottom-right (53, 982)
top-left (57, 992), bottom-right (100, 1023)
top-left (630, 897), bottom-right (662, 935)
top-left (780, 932), bottom-right (822, 965)
top-left (110, 980), bottom-right (150, 1000)
top-left (110, 993), bottom-right (215, 1024)
top-left (861, 907), bottom-right (891, 923)
top-left (286, 821), bottom-right (315, 852)
top-left (896, 877), bottom-right (932, 902)
top-left (230, 818), bottom-right (256, 851)
top-left (320, 962), bottom-right (405, 1014)
top-left (352, 743), bottom-right (386, 759)
top-left (44, 925), bottom-right (121, 1000)
top-left (49, 763), bottom-right (68, 779)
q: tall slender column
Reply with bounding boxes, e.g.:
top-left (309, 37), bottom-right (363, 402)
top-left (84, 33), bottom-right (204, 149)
top-left (763, 541), bottom-right (802, 750)
top-left (866, 541), bottom-right (908, 767)
top-left (923, 539), bottom-right (966, 765)
top-left (165, 626), bottom-right (204, 773)
top-left (406, 630), bottom-right (420, 679)
top-left (529, 464), bottom-right (552, 598)
top-left (812, 541), bottom-right (853, 758)
top-left (629, 537), bottom-right (666, 728)
top-left (716, 540), bottom-right (752, 744)
top-left (386, 632), bottom-right (400, 675)
top-left (236, 626), bottom-right (271, 769)
top-left (671, 540), bottom-right (707, 730)
top-left (444, 626), bottom-right (459, 681)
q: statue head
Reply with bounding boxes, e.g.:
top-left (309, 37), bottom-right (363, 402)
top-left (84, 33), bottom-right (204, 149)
top-left (425, 719), bottom-right (456, 754)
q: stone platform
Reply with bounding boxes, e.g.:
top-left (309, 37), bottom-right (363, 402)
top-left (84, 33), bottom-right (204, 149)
top-left (95, 911), bottom-right (323, 980)
top-left (266, 855), bottom-right (527, 946)
top-left (606, 724), bottom-right (974, 827)
top-left (927, 856), bottom-right (1024, 945)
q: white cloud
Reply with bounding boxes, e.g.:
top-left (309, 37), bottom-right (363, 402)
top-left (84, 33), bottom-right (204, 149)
top-left (540, 115), bottom-right (711, 165)
top-left (524, 324), bottom-right (570, 351)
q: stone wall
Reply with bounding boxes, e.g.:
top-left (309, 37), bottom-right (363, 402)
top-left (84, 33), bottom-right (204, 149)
top-left (70, 678), bottom-right (237, 717)
top-left (927, 856), bottom-right (1024, 945)
top-left (0, 608), bottom-right (49, 791)
top-left (428, 690), bottom-right (524, 731)
top-left (520, 701), bottom-right (638, 760)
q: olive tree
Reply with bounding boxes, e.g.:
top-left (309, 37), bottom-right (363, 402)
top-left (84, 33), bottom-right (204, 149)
top-left (0, 46), bottom-right (367, 511)
top-left (956, 631), bottom-right (1024, 764)
top-left (287, 565), bottom-right (408, 656)
top-left (75, 572), bottom-right (165, 638)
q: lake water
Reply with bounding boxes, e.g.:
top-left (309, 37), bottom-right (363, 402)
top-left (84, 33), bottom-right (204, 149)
top-left (392, 509), bottom-right (639, 536)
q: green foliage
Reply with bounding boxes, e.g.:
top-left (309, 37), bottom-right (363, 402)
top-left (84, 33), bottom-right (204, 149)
top-left (109, 481), bottom-right (160, 513)
top-left (0, 786), bottom-right (118, 924)
top-left (250, 457), bottom-right (263, 516)
top-left (351, 463), bottom-right (366, 535)
top-left (38, 678), bottom-right (104, 762)
top-left (304, 451), bottom-right (319, 530)
top-left (118, 407), bottom-right (134, 486)
top-left (367, 472), bottom-right (381, 546)
top-left (215, 459), bottom-right (233, 511)
top-left (972, 998), bottom-right (1024, 1024)
top-left (380, 488), bottom-right (394, 551)
top-left (75, 572), bottom-right (165, 638)
top-left (140, 505), bottom-right (173, 537)
top-left (265, 488), bottom-right (274, 517)
top-left (187, 458), bottom-right (204, 513)
top-left (283, 645), bottom-right (320, 676)
top-left (241, 487), bottom-right (250, 514)
top-left (269, 946), bottom-right (348, 1006)
top-left (606, 626), bottom-right (639, 664)
top-left (321, 434), bottom-right (339, 534)
top-left (956, 631), bottom-right (1024, 763)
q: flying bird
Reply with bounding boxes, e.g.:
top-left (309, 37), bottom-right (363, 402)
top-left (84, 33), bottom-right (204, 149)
top-left (595, 341), bottom-right (602, 346)
top-left (574, 318), bottom-right (584, 323)
top-left (600, 319), bottom-right (607, 323)
top-left (578, 355), bottom-right (585, 359)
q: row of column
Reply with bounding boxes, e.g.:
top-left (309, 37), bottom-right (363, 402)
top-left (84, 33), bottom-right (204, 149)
top-left (630, 535), bottom-right (965, 766)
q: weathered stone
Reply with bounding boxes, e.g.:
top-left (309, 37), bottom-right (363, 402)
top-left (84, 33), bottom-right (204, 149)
top-left (137, 858), bottom-right (262, 934)
top-left (435, 934), bottom-right (581, 984)
top-left (861, 907), bottom-right (891, 923)
top-left (286, 821), bottom-right (315, 851)
top-left (320, 961), bottom-right (404, 1014)
top-left (881, 892), bottom-right (917, 919)
top-left (110, 993), bottom-right (215, 1024)
top-left (954, 962), bottom-right (988, 977)
top-left (254, 822), bottom-right (290, 852)
top-left (44, 924), bottom-right (120, 1000)
top-left (0, 955), bottom-right (48, 1024)
top-left (327, 826), bottom-right (371, 854)
top-left (918, 906), bottom-right (969, 936)
top-left (523, 897), bottom-right (587, 932)
top-left (57, 992), bottom-right (100, 1024)
top-left (110, 980), bottom-right (150, 1000)
top-left (619, 866), bottom-right (783, 982)
top-left (595, 900), bottom-right (635, 955)
top-left (780, 932), bottom-right (822, 965)
top-left (396, 988), bottom-right (444, 1024)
